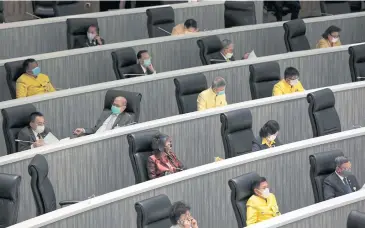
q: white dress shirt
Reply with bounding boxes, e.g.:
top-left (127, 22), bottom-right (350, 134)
top-left (221, 52), bottom-right (229, 61)
top-left (95, 114), bottom-right (119, 133)
top-left (335, 171), bottom-right (346, 184)
top-left (30, 130), bottom-right (40, 149)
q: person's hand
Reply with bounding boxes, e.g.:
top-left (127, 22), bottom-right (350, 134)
top-left (73, 128), bottom-right (84, 136)
top-left (182, 220), bottom-right (191, 228)
top-left (33, 139), bottom-right (45, 148)
top-left (95, 35), bottom-right (102, 45)
top-left (243, 53), bottom-right (250, 59)
top-left (147, 64), bottom-right (155, 73)
top-left (191, 218), bottom-right (198, 228)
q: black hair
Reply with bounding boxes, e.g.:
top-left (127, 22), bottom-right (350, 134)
top-left (322, 25), bottom-right (341, 39)
top-left (29, 112), bottom-right (44, 123)
top-left (284, 67), bottom-right (300, 79)
top-left (88, 24), bottom-right (100, 33)
top-left (151, 133), bottom-right (170, 155)
top-left (251, 177), bottom-right (267, 192)
top-left (259, 120), bottom-right (280, 138)
top-left (169, 201), bottom-right (191, 225)
top-left (184, 19), bottom-right (197, 29)
top-left (137, 50), bottom-right (148, 59)
top-left (22, 58), bottom-right (37, 72)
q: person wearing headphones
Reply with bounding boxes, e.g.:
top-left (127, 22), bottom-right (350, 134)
top-left (197, 77), bottom-right (228, 111)
top-left (170, 201), bottom-right (198, 228)
top-left (147, 133), bottom-right (185, 179)
top-left (252, 120), bottom-right (282, 152)
top-left (75, 24), bottom-right (105, 48)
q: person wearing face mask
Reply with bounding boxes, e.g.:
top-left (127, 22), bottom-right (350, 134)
top-left (246, 177), bottom-right (280, 225)
top-left (172, 19), bottom-right (198, 36)
top-left (316, 26), bottom-right (341, 49)
top-left (132, 50), bottom-right (156, 75)
top-left (209, 39), bottom-right (235, 64)
top-left (147, 133), bottom-right (185, 179)
top-left (252, 120), bottom-right (281, 152)
top-left (16, 59), bottom-right (56, 98)
top-left (75, 24), bottom-right (105, 48)
top-left (323, 156), bottom-right (360, 201)
top-left (197, 77), bottom-right (228, 111)
top-left (17, 112), bottom-right (54, 152)
top-left (73, 96), bottom-right (133, 136)
top-left (170, 201), bottom-right (198, 228)
top-left (272, 67), bottom-right (305, 96)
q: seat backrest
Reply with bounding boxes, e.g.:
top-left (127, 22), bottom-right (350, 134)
top-left (320, 1), bottom-right (351, 15)
top-left (4, 60), bottom-right (25, 99)
top-left (283, 19), bottom-right (310, 52)
top-left (228, 172), bottom-right (260, 228)
top-left (32, 1), bottom-right (56, 18)
top-left (197, 35), bottom-right (223, 65)
top-left (347, 210), bottom-right (365, 228)
top-left (249, 61), bottom-right (280, 99)
top-left (111, 47), bottom-right (138, 80)
top-left (309, 150), bottom-right (344, 203)
top-left (1, 104), bottom-right (37, 154)
top-left (66, 18), bottom-right (98, 49)
top-left (348, 44), bottom-right (365, 82)
top-left (220, 109), bottom-right (255, 158)
top-left (307, 88), bottom-right (341, 137)
top-left (146, 6), bottom-right (175, 38)
top-left (127, 130), bottom-right (160, 184)
top-left (0, 173), bottom-right (21, 227)
top-left (224, 1), bottom-right (256, 28)
top-left (174, 73), bottom-right (208, 114)
top-left (28, 154), bottom-right (57, 215)
top-left (104, 90), bottom-right (142, 123)
top-left (135, 194), bottom-right (172, 228)
top-left (0, 1), bottom-right (4, 23)
top-left (54, 1), bottom-right (85, 17)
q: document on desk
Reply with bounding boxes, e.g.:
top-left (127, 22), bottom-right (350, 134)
top-left (43, 133), bottom-right (60, 145)
top-left (248, 50), bottom-right (257, 59)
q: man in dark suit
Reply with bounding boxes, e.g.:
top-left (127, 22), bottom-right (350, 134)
top-left (323, 156), bottom-right (360, 200)
top-left (209, 39), bottom-right (235, 64)
top-left (17, 112), bottom-right (54, 152)
top-left (75, 24), bottom-right (106, 48)
top-left (135, 50), bottom-right (157, 75)
top-left (73, 96), bottom-right (134, 136)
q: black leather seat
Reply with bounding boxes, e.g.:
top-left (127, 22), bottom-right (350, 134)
top-left (1, 104), bottom-right (37, 154)
top-left (111, 47), bottom-right (140, 80)
top-left (228, 172), bottom-right (261, 228)
top-left (28, 154), bottom-right (79, 215)
top-left (146, 6), bottom-right (175, 38)
top-left (320, 1), bottom-right (351, 15)
top-left (135, 194), bottom-right (172, 228)
top-left (220, 109), bottom-right (255, 158)
top-left (0, 173), bottom-right (21, 227)
top-left (249, 61), bottom-right (281, 99)
top-left (348, 44), bottom-right (365, 82)
top-left (307, 88), bottom-right (341, 137)
top-left (4, 60), bottom-right (25, 99)
top-left (283, 19), bottom-right (310, 52)
top-left (104, 90), bottom-right (142, 123)
top-left (0, 1), bottom-right (4, 23)
top-left (66, 18), bottom-right (98, 49)
top-left (33, 1), bottom-right (80, 18)
top-left (224, 1), bottom-right (256, 28)
top-left (174, 73), bottom-right (208, 114)
top-left (127, 130), bottom-right (160, 184)
top-left (348, 210), bottom-right (365, 228)
top-left (197, 36), bottom-right (223, 65)
top-left (309, 150), bottom-right (344, 203)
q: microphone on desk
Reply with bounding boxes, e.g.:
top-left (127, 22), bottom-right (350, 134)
top-left (210, 59), bottom-right (227, 62)
top-left (123, 74), bottom-right (146, 77)
top-left (15, 139), bottom-right (34, 144)
top-left (157, 27), bottom-right (172, 35)
top-left (125, 122), bottom-right (137, 126)
top-left (357, 77), bottom-right (365, 79)
top-left (26, 12), bottom-right (41, 19)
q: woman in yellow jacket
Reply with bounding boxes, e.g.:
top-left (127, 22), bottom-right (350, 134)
top-left (316, 25), bottom-right (342, 49)
top-left (171, 19), bottom-right (198, 36)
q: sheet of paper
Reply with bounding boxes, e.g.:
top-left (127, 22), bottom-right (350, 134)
top-left (43, 132), bottom-right (59, 145)
top-left (248, 50), bottom-right (257, 59)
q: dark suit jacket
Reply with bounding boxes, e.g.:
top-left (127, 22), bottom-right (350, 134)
top-left (17, 126), bottom-right (52, 152)
top-left (128, 64), bottom-right (155, 76)
top-left (84, 111), bottom-right (134, 135)
top-left (209, 52), bottom-right (235, 64)
top-left (323, 172), bottom-right (360, 200)
top-left (252, 136), bottom-right (282, 152)
top-left (74, 36), bottom-right (106, 48)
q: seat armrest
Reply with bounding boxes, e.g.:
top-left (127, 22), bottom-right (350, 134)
top-left (59, 200), bottom-right (80, 207)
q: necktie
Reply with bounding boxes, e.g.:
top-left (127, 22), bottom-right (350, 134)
top-left (106, 115), bottom-right (117, 130)
top-left (37, 134), bottom-right (42, 139)
top-left (343, 177), bottom-right (353, 193)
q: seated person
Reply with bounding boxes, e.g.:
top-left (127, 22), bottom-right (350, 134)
top-left (265, 1), bottom-right (301, 21)
top-left (246, 177), bottom-right (280, 225)
top-left (172, 18), bottom-right (198, 36)
top-left (272, 67), bottom-right (305, 96)
top-left (252, 120), bottom-right (281, 152)
top-left (16, 59), bottom-right (56, 98)
top-left (17, 112), bottom-right (55, 151)
top-left (197, 77), bottom-right (228, 111)
top-left (75, 24), bottom-right (105, 48)
top-left (147, 133), bottom-right (185, 179)
top-left (316, 25), bottom-right (341, 48)
top-left (210, 39), bottom-right (235, 64)
top-left (323, 156), bottom-right (360, 200)
top-left (73, 96), bottom-right (133, 136)
top-left (132, 50), bottom-right (157, 75)
top-left (169, 201), bottom-right (198, 228)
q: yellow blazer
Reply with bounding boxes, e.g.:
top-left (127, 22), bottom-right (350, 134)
top-left (272, 79), bottom-right (305, 96)
top-left (246, 193), bottom-right (280, 226)
top-left (16, 73), bottom-right (56, 98)
top-left (316, 38), bottom-right (342, 48)
top-left (171, 23), bottom-right (197, 36)
top-left (197, 88), bottom-right (227, 111)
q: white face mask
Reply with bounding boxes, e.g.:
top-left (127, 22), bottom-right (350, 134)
top-left (35, 125), bottom-right (45, 134)
top-left (267, 135), bottom-right (276, 142)
top-left (261, 188), bottom-right (270, 198)
top-left (331, 37), bottom-right (339, 43)
top-left (87, 32), bottom-right (96, 41)
top-left (225, 52), bottom-right (233, 59)
top-left (289, 79), bottom-right (298, 86)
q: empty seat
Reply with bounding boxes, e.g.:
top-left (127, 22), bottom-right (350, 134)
top-left (174, 73), bottom-right (208, 114)
top-left (220, 109), bottom-right (255, 158)
top-left (320, 1), bottom-right (351, 15)
top-left (127, 130), bottom-right (160, 184)
top-left (33, 1), bottom-right (81, 18)
top-left (135, 194), bottom-right (172, 228)
top-left (309, 150), bottom-right (344, 203)
top-left (4, 60), bottom-right (25, 99)
top-left (66, 18), bottom-right (98, 49)
top-left (347, 210), bottom-right (365, 228)
top-left (283, 19), bottom-right (310, 52)
top-left (197, 35), bottom-right (224, 65)
top-left (228, 172), bottom-right (261, 228)
top-left (348, 44), bottom-right (365, 82)
top-left (307, 88), bottom-right (341, 137)
top-left (249, 61), bottom-right (281, 99)
top-left (224, 1), bottom-right (256, 28)
top-left (146, 6), bottom-right (175, 38)
top-left (0, 173), bottom-right (21, 227)
top-left (111, 47), bottom-right (141, 80)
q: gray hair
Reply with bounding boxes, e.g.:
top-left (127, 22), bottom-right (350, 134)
top-left (335, 156), bottom-right (349, 167)
top-left (212, 77), bottom-right (226, 88)
top-left (221, 39), bottom-right (233, 49)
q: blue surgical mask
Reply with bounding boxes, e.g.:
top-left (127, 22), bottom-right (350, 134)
top-left (111, 105), bottom-right (121, 115)
top-left (217, 90), bottom-right (225, 96)
top-left (143, 58), bottom-right (151, 67)
top-left (32, 67), bottom-right (41, 77)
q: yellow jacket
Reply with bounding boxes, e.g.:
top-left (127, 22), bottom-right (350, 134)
top-left (171, 23), bottom-right (197, 36)
top-left (197, 88), bottom-right (227, 111)
top-left (316, 38), bottom-right (341, 48)
top-left (246, 193), bottom-right (280, 226)
top-left (16, 73), bottom-right (56, 98)
top-left (272, 79), bottom-right (305, 96)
